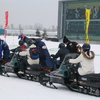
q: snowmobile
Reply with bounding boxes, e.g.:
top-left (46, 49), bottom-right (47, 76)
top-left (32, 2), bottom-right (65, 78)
top-left (0, 49), bottom-right (52, 82)
top-left (40, 53), bottom-right (100, 97)
top-left (0, 51), bottom-right (14, 75)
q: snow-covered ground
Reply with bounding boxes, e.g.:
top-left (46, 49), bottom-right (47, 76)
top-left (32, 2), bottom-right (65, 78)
top-left (0, 35), bottom-right (100, 100)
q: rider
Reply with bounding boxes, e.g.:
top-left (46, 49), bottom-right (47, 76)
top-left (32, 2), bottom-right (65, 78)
top-left (11, 40), bottom-right (27, 52)
top-left (51, 43), bottom-right (69, 70)
top-left (18, 39), bottom-right (39, 74)
top-left (69, 43), bottom-right (95, 81)
top-left (18, 40), bottom-right (27, 51)
top-left (63, 36), bottom-right (81, 53)
top-left (18, 33), bottom-right (28, 47)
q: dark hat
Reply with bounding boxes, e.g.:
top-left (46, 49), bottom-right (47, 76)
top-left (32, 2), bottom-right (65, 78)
top-left (58, 43), bottom-right (65, 48)
top-left (19, 40), bottom-right (24, 46)
top-left (82, 43), bottom-right (90, 52)
top-left (63, 36), bottom-right (70, 43)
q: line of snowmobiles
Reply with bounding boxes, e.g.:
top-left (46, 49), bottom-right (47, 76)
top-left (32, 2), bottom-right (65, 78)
top-left (0, 50), bottom-right (100, 97)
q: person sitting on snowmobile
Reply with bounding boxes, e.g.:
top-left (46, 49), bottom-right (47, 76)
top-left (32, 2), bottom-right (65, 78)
top-left (69, 43), bottom-right (95, 81)
top-left (11, 40), bottom-right (27, 52)
top-left (63, 36), bottom-right (81, 53)
top-left (51, 43), bottom-right (69, 70)
top-left (18, 33), bottom-right (29, 47)
top-left (18, 40), bottom-right (27, 51)
top-left (18, 39), bottom-right (39, 74)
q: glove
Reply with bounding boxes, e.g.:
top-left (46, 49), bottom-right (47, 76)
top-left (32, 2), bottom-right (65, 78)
top-left (65, 59), bottom-right (69, 64)
top-left (51, 54), bottom-right (55, 57)
top-left (16, 47), bottom-right (22, 52)
top-left (10, 49), bottom-right (16, 52)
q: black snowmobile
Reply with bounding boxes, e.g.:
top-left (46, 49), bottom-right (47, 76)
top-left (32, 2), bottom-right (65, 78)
top-left (1, 50), bottom-right (52, 82)
top-left (40, 53), bottom-right (100, 97)
top-left (0, 50), bottom-right (14, 75)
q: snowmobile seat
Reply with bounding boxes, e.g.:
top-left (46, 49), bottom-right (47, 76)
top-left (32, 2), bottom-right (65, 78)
top-left (78, 73), bottom-right (100, 83)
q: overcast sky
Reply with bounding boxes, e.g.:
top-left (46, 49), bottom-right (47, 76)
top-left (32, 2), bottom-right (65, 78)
top-left (0, 0), bottom-right (59, 29)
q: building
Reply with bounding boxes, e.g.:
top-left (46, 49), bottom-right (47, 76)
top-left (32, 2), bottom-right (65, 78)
top-left (58, 0), bottom-right (100, 41)
top-left (0, 29), bottom-right (4, 34)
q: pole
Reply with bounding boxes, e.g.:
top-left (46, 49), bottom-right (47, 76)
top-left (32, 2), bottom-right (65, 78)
top-left (4, 11), bottom-right (9, 41)
top-left (85, 9), bottom-right (91, 43)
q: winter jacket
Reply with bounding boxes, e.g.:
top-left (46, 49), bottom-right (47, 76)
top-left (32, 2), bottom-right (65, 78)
top-left (11, 45), bottom-right (27, 52)
top-left (19, 45), bottom-right (27, 51)
top-left (34, 40), bottom-right (53, 68)
top-left (0, 39), bottom-right (10, 60)
top-left (51, 47), bottom-right (69, 63)
top-left (66, 42), bottom-right (79, 53)
top-left (69, 51), bottom-right (95, 75)
top-left (19, 44), bottom-right (39, 65)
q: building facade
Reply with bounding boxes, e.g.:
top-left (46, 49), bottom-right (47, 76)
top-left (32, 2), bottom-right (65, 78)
top-left (58, 0), bottom-right (100, 41)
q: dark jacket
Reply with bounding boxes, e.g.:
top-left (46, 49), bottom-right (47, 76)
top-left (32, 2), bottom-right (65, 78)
top-left (66, 42), bottom-right (78, 53)
top-left (63, 36), bottom-right (79, 53)
top-left (51, 47), bottom-right (69, 63)
top-left (34, 40), bottom-right (53, 68)
top-left (0, 39), bottom-right (10, 60)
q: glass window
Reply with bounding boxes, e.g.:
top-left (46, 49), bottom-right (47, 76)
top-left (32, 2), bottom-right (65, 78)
top-left (65, 0), bottom-right (100, 40)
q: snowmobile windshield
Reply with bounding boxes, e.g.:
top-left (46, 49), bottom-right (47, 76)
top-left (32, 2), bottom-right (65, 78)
top-left (53, 53), bottom-right (80, 78)
top-left (60, 53), bottom-right (79, 67)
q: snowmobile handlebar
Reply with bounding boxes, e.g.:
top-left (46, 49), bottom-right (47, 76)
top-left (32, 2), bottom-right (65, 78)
top-left (15, 48), bottom-right (22, 52)
top-left (10, 47), bottom-right (22, 53)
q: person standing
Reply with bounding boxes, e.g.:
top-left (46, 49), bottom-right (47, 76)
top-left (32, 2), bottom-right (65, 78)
top-left (0, 38), bottom-right (10, 60)
top-left (0, 38), bottom-right (9, 74)
top-left (32, 38), bottom-right (53, 69)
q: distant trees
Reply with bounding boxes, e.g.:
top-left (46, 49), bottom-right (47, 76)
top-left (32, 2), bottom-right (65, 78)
top-left (34, 23), bottom-right (43, 30)
top-left (0, 23), bottom-right (57, 32)
top-left (42, 28), bottom-right (47, 39)
top-left (29, 25), bottom-right (33, 30)
top-left (35, 29), bottom-right (41, 37)
top-left (18, 24), bottom-right (23, 33)
top-left (11, 24), bottom-right (14, 29)
top-left (0, 25), bottom-right (3, 29)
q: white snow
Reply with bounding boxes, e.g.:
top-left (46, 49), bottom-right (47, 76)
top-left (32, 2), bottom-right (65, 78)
top-left (0, 35), bottom-right (100, 100)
